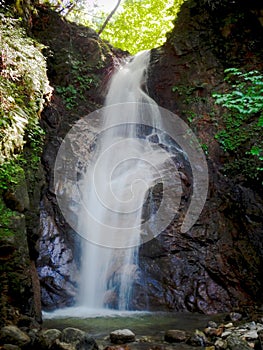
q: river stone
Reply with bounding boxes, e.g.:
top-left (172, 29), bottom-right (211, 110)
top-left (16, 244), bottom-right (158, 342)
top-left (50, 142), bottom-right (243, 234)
top-left (60, 328), bottom-right (85, 343)
top-left (76, 335), bottom-right (98, 350)
top-left (215, 339), bottom-right (227, 349)
top-left (164, 330), bottom-right (187, 343)
top-left (0, 326), bottom-right (30, 347)
top-left (221, 330), bottom-right (232, 338)
top-left (110, 329), bottom-right (135, 344)
top-left (104, 346), bottom-right (130, 350)
top-left (207, 321), bottom-right (218, 328)
top-left (229, 312), bottom-right (242, 322)
top-left (2, 345), bottom-right (21, 350)
top-left (53, 339), bottom-right (76, 350)
top-left (186, 330), bottom-right (208, 347)
top-left (243, 330), bottom-right (258, 340)
top-left (39, 329), bottom-right (61, 348)
top-left (226, 335), bottom-right (252, 350)
top-left (204, 327), bottom-right (223, 337)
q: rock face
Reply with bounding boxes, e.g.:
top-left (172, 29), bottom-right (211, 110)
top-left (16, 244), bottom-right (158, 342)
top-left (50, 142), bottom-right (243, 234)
top-left (131, 0), bottom-right (263, 313)
top-left (31, 0), bottom-right (263, 313)
top-left (0, 169), bottom-right (43, 325)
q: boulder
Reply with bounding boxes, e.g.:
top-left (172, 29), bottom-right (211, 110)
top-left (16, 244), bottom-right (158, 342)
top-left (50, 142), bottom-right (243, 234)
top-left (104, 346), bottom-right (130, 350)
top-left (76, 335), bottom-right (98, 350)
top-left (226, 335), bottom-right (252, 350)
top-left (0, 326), bottom-right (30, 347)
top-left (164, 330), bottom-right (187, 343)
top-left (110, 329), bottom-right (135, 344)
top-left (60, 328), bottom-right (85, 343)
top-left (186, 329), bottom-right (208, 347)
top-left (2, 345), bottom-right (21, 350)
top-left (52, 339), bottom-right (76, 350)
top-left (38, 328), bottom-right (61, 349)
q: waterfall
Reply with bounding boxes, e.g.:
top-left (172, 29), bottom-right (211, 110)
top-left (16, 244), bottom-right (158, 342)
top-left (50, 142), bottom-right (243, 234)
top-left (53, 48), bottom-right (208, 315)
top-left (78, 50), bottom-right (164, 310)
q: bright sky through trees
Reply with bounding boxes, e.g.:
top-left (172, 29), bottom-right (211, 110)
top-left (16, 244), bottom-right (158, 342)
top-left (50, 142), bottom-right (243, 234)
top-left (67, 0), bottom-right (184, 54)
top-left (90, 0), bottom-right (118, 12)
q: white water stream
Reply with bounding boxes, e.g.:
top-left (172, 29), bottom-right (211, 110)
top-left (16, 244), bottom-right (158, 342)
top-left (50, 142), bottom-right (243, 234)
top-left (78, 51), bottom-right (167, 310)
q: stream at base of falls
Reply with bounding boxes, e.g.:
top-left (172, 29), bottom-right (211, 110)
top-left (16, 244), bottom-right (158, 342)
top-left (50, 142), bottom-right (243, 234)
top-left (43, 310), bottom-right (226, 349)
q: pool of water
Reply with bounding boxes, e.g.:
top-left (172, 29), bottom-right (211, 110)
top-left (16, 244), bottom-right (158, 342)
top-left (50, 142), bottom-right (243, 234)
top-left (43, 307), bottom-right (226, 349)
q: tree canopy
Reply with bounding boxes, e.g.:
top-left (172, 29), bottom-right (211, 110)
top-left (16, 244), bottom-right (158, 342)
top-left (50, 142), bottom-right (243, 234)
top-left (60, 0), bottom-right (185, 54)
top-left (98, 0), bottom-right (184, 54)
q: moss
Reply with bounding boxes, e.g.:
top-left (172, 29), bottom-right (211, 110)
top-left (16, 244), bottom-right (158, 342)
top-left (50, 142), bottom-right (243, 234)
top-left (0, 11), bottom-right (51, 190)
top-left (0, 198), bottom-right (16, 238)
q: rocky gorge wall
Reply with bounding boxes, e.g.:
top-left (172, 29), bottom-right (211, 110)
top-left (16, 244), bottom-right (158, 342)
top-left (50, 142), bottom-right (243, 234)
top-left (33, 0), bottom-right (263, 314)
top-left (1, 0), bottom-right (263, 325)
top-left (136, 0), bottom-right (263, 313)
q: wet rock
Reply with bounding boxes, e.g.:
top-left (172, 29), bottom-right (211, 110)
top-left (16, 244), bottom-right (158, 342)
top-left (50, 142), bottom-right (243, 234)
top-left (164, 329), bottom-right (187, 343)
top-left (226, 335), bottom-right (252, 350)
top-left (37, 210), bottom-right (79, 310)
top-left (52, 339), bottom-right (76, 350)
top-left (214, 339), bottom-right (227, 349)
top-left (76, 335), bottom-right (98, 350)
top-left (243, 330), bottom-right (258, 340)
top-left (224, 323), bottom-right (234, 328)
top-left (207, 321), bottom-right (218, 328)
top-left (110, 329), bottom-right (136, 344)
top-left (229, 312), bottom-right (242, 322)
top-left (0, 326), bottom-right (30, 347)
top-left (203, 320), bottom-right (263, 349)
top-left (2, 345), bottom-right (21, 350)
top-left (17, 315), bottom-right (40, 329)
top-left (38, 328), bottom-right (61, 348)
top-left (186, 330), bottom-right (208, 347)
top-left (221, 330), bottom-right (232, 338)
top-left (204, 327), bottom-right (223, 337)
top-left (139, 336), bottom-right (154, 343)
top-left (60, 328), bottom-right (85, 343)
top-left (104, 345), bottom-right (130, 350)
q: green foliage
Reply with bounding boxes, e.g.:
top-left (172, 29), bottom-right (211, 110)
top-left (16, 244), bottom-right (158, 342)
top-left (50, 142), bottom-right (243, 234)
top-left (0, 160), bottom-right (24, 191)
top-left (0, 197), bottom-right (16, 238)
top-left (100, 0), bottom-right (185, 54)
top-left (212, 68), bottom-right (263, 181)
top-left (0, 13), bottom-right (50, 193)
top-left (56, 58), bottom-right (97, 109)
top-left (56, 85), bottom-right (78, 109)
top-left (171, 84), bottom-right (208, 124)
top-left (0, 14), bottom-right (50, 164)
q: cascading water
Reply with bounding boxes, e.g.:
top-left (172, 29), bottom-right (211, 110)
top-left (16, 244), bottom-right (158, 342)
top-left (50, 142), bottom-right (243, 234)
top-left (52, 48), bottom-right (208, 317)
top-left (78, 50), bottom-right (166, 310)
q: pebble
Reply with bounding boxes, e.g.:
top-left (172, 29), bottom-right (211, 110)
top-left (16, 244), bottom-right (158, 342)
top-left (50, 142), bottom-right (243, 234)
top-left (229, 312), bottom-right (242, 322)
top-left (221, 330), bottom-right (232, 338)
top-left (207, 321), bottom-right (218, 328)
top-left (243, 330), bottom-right (258, 340)
top-left (104, 345), bottom-right (130, 350)
top-left (215, 339), bottom-right (227, 349)
top-left (224, 322), bottom-right (234, 328)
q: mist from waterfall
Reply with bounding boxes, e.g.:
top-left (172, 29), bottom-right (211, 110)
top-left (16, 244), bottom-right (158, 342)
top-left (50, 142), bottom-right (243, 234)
top-left (78, 50), bottom-right (164, 310)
